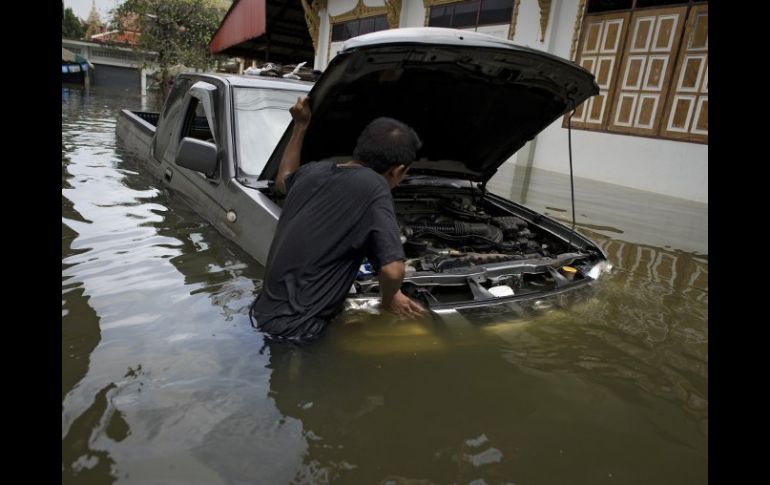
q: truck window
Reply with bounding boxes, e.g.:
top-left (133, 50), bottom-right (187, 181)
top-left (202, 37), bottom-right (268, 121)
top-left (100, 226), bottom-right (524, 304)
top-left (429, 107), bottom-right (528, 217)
top-left (153, 77), bottom-right (191, 162)
top-left (233, 88), bottom-right (298, 176)
top-left (181, 99), bottom-right (215, 144)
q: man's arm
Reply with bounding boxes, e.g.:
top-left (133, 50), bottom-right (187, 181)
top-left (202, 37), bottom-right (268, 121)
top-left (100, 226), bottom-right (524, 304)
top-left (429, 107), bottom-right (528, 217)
top-left (379, 260), bottom-right (425, 318)
top-left (275, 96), bottom-right (311, 195)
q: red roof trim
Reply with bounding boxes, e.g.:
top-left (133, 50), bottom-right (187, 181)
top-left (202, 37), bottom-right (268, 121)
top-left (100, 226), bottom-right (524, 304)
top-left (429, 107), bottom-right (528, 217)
top-left (208, 0), bottom-right (267, 54)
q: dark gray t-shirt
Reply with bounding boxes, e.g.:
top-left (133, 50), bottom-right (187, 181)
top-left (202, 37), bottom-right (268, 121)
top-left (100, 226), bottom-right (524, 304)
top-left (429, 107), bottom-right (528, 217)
top-left (251, 161), bottom-right (404, 340)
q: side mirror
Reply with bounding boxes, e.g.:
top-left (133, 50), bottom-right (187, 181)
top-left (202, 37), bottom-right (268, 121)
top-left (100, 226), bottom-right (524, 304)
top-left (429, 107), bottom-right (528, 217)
top-left (175, 137), bottom-right (217, 176)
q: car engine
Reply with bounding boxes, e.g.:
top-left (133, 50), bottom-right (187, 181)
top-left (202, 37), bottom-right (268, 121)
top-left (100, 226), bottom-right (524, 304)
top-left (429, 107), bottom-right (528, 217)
top-left (394, 193), bottom-right (567, 273)
top-left (347, 187), bottom-right (606, 308)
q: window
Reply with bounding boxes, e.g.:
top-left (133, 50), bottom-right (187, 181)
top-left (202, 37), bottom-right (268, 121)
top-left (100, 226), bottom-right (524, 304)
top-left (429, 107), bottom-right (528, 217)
top-left (233, 88), bottom-right (297, 177)
top-left (427, 0), bottom-right (514, 29)
top-left (177, 95), bottom-right (219, 179)
top-left (586, 0), bottom-right (633, 13)
top-left (331, 15), bottom-right (389, 42)
top-left (153, 77), bottom-right (191, 162)
top-left (181, 99), bottom-right (215, 143)
top-left (660, 3), bottom-right (707, 141)
top-left (569, 1), bottom-right (707, 143)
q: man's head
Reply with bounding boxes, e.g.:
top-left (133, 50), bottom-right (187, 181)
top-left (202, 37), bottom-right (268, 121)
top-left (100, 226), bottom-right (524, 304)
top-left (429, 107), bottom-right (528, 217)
top-left (353, 117), bottom-right (422, 189)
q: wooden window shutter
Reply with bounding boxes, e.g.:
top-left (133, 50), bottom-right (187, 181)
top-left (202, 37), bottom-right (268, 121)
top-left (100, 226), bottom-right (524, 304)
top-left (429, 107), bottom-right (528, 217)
top-left (661, 3), bottom-right (708, 143)
top-left (607, 6), bottom-right (688, 137)
top-left (567, 12), bottom-right (629, 131)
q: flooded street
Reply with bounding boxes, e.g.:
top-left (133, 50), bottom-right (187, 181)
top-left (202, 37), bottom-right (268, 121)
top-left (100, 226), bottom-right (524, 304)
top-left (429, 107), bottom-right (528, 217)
top-left (62, 85), bottom-right (707, 484)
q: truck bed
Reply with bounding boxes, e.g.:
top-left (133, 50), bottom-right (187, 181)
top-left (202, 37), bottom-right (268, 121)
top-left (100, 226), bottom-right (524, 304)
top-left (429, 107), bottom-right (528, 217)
top-left (116, 109), bottom-right (215, 161)
top-left (116, 110), bottom-right (159, 161)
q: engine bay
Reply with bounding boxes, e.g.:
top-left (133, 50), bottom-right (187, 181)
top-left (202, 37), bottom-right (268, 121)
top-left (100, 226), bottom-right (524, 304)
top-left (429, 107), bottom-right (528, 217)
top-left (353, 187), bottom-right (605, 307)
top-left (395, 192), bottom-right (567, 272)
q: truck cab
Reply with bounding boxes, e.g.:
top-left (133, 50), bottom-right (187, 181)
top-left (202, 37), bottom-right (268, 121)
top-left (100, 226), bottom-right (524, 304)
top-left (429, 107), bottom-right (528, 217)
top-left (123, 74), bottom-right (312, 263)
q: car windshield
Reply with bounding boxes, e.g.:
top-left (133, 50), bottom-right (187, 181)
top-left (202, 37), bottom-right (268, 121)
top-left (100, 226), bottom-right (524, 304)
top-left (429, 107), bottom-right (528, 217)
top-left (233, 87), bottom-right (300, 176)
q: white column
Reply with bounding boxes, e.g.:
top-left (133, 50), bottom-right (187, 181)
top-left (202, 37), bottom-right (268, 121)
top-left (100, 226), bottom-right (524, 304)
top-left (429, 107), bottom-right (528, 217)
top-left (316, 8), bottom-right (330, 70)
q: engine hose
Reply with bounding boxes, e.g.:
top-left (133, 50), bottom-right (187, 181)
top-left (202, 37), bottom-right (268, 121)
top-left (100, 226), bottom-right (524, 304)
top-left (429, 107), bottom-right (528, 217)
top-left (408, 222), bottom-right (504, 244)
top-left (410, 229), bottom-right (515, 253)
top-left (439, 202), bottom-right (491, 221)
top-left (435, 253), bottom-right (519, 271)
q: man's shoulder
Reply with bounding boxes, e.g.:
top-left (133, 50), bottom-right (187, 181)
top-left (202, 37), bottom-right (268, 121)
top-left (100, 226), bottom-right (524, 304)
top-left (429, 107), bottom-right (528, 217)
top-left (299, 161), bottom-right (389, 195)
top-left (345, 165), bottom-right (387, 185)
top-left (299, 160), bottom-right (335, 173)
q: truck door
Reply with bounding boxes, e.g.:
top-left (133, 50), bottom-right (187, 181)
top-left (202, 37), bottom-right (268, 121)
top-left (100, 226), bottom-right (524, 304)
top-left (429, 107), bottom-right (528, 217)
top-left (167, 81), bottom-right (227, 227)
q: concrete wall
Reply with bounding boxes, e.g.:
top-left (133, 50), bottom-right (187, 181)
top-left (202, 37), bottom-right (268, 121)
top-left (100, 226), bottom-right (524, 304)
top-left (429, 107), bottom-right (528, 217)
top-left (533, 126), bottom-right (708, 202)
top-left (315, 0), bottom-right (708, 203)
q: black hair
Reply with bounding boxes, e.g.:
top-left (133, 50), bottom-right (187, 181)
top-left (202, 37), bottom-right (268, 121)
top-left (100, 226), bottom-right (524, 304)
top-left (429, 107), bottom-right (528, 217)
top-left (352, 117), bottom-right (422, 174)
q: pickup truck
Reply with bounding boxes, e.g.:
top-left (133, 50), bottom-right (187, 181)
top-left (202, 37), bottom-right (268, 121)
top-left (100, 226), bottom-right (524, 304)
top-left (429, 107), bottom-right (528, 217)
top-left (116, 27), bottom-right (610, 315)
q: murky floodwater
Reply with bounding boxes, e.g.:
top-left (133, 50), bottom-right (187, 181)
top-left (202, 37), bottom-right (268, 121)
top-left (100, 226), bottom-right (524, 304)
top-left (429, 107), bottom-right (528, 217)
top-left (62, 85), bottom-right (707, 484)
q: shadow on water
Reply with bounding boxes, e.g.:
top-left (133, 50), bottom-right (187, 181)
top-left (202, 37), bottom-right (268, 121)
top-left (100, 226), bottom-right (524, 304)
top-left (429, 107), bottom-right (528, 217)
top-left (62, 85), bottom-right (706, 484)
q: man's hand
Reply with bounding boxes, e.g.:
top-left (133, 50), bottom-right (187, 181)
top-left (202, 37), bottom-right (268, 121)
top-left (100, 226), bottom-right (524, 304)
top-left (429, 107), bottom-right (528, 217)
top-left (289, 96), bottom-right (311, 126)
top-left (378, 262), bottom-right (425, 318)
top-left (383, 290), bottom-right (426, 319)
top-left (276, 97), bottom-right (311, 194)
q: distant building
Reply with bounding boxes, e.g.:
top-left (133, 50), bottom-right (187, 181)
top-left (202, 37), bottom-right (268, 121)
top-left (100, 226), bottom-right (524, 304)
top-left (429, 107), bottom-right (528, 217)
top-left (90, 13), bottom-right (141, 46)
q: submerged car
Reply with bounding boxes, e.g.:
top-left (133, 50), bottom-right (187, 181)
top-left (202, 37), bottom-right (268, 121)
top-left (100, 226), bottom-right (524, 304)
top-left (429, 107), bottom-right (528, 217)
top-left (116, 27), bottom-right (610, 316)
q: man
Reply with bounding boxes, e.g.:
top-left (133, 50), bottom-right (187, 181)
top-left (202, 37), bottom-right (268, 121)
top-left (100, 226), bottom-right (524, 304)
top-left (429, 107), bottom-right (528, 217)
top-left (250, 96), bottom-right (426, 341)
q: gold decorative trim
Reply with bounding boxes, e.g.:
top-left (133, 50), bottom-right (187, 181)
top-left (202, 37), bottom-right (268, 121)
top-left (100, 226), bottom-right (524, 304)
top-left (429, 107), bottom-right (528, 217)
top-left (300, 0), bottom-right (323, 51)
top-left (330, 0), bottom-right (388, 25)
top-left (538, 0), bottom-right (552, 42)
top-left (422, 0), bottom-right (460, 7)
top-left (508, 0), bottom-right (521, 40)
top-left (384, 0), bottom-right (402, 28)
top-left (570, 0), bottom-right (587, 60)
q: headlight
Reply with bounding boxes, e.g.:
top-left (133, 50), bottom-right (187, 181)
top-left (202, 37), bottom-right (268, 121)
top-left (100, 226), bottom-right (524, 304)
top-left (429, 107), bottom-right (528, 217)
top-left (586, 261), bottom-right (613, 280)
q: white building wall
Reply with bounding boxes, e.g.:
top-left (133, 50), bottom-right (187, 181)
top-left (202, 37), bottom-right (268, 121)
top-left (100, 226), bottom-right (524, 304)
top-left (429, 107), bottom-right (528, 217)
top-left (511, 0), bottom-right (543, 48)
top-left (547, 0), bottom-right (578, 59)
top-left (329, 0), bottom-right (361, 16)
top-left (401, 0), bottom-right (425, 27)
top-left (315, 5), bottom-right (330, 69)
top-left (533, 125), bottom-right (708, 202)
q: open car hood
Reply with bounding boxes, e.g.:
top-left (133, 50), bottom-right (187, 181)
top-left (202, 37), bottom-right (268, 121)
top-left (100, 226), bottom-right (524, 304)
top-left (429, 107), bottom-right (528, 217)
top-left (260, 27), bottom-right (598, 183)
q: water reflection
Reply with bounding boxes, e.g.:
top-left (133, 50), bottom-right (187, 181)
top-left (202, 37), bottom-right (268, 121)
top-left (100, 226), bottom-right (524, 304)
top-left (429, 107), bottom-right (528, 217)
top-left (62, 85), bottom-right (310, 484)
top-left (489, 162), bottom-right (708, 256)
top-left (265, 229), bottom-right (707, 482)
top-left (62, 85), bottom-right (707, 484)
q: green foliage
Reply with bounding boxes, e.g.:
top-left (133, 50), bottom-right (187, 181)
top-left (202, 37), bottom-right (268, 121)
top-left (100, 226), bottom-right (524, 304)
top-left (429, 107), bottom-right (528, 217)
top-left (114, 0), bottom-right (223, 77)
top-left (62, 7), bottom-right (85, 39)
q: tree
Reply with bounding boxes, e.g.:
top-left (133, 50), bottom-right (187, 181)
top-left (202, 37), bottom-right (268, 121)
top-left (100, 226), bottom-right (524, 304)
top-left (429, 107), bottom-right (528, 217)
top-left (62, 7), bottom-right (85, 39)
top-left (113, 0), bottom-right (225, 98)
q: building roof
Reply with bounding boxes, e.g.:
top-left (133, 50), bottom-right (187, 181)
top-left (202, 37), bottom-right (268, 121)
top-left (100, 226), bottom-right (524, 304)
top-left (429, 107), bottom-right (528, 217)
top-left (90, 29), bottom-right (141, 46)
top-left (62, 47), bottom-right (94, 68)
top-left (208, 0), bottom-right (313, 63)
